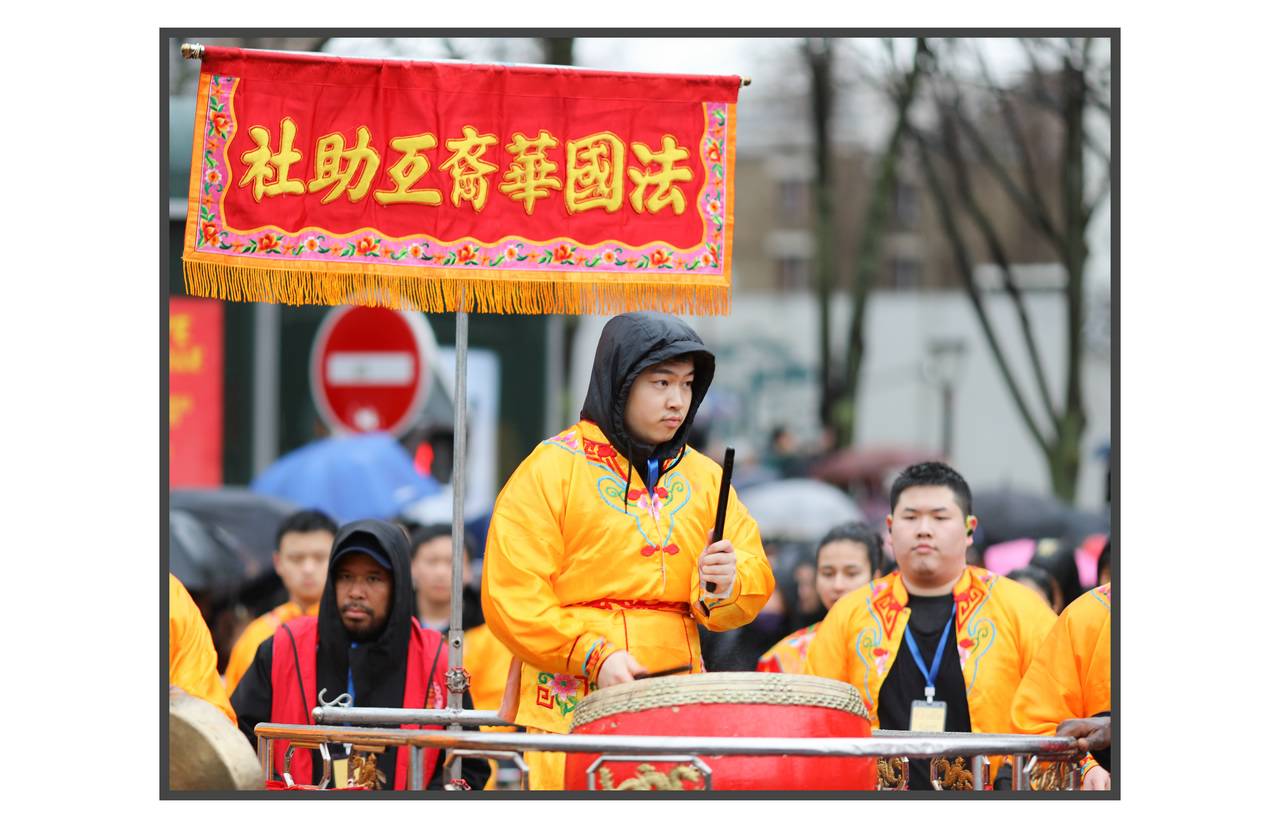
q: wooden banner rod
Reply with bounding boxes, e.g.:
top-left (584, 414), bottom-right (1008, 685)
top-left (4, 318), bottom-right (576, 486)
top-left (178, 42), bottom-right (750, 86)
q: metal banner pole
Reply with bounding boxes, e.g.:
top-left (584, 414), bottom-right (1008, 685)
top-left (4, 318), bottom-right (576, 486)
top-left (446, 287), bottom-right (469, 785)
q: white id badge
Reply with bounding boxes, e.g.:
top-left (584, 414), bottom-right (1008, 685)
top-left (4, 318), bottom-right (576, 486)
top-left (909, 700), bottom-right (947, 732)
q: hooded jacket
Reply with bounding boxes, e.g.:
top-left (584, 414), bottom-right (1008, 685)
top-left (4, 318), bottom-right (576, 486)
top-left (314, 520), bottom-right (417, 709)
top-left (231, 520), bottom-right (489, 790)
top-left (580, 312), bottom-right (715, 487)
top-left (482, 312), bottom-right (775, 743)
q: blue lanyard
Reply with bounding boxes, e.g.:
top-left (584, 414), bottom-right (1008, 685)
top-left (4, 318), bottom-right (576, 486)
top-left (902, 602), bottom-right (956, 703)
top-left (346, 643), bottom-right (358, 704)
top-left (646, 458), bottom-right (661, 495)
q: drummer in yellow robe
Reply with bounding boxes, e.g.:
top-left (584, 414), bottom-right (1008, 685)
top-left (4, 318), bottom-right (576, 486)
top-left (804, 462), bottom-right (1056, 789)
top-left (758, 522), bottom-right (884, 673)
top-left (481, 312), bottom-right (775, 790)
top-left (169, 573), bottom-right (236, 724)
top-left (1011, 558), bottom-right (1112, 790)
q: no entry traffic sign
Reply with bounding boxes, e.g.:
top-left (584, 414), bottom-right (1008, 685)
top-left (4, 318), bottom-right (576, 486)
top-left (309, 306), bottom-right (437, 437)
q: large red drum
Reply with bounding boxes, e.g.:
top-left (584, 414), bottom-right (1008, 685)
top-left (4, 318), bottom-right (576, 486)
top-left (565, 672), bottom-right (876, 791)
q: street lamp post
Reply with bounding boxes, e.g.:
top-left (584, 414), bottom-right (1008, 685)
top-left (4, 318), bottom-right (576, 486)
top-left (923, 338), bottom-right (969, 460)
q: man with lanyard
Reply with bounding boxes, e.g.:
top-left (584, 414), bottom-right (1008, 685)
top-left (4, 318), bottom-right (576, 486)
top-left (804, 462), bottom-right (1056, 790)
top-left (231, 519), bottom-right (489, 790)
top-left (481, 311), bottom-right (775, 790)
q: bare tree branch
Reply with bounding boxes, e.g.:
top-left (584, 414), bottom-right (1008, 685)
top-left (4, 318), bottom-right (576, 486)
top-left (842, 38), bottom-right (929, 445)
top-left (1086, 86), bottom-right (1112, 118)
top-left (1017, 38), bottom-right (1062, 110)
top-left (972, 45), bottom-right (1060, 254)
top-left (1058, 55), bottom-right (1089, 453)
top-left (804, 36), bottom-right (839, 428)
top-left (942, 92), bottom-right (1070, 259)
top-left (439, 38), bottom-right (466, 60)
top-left (1083, 126), bottom-right (1110, 172)
top-left (903, 36), bottom-right (1105, 501)
top-left (937, 104), bottom-right (1060, 429)
top-left (1084, 175), bottom-right (1111, 228)
top-left (912, 126), bottom-right (1053, 456)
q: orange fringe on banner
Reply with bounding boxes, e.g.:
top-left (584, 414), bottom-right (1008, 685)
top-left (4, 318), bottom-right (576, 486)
top-left (182, 259), bottom-right (732, 316)
top-left (182, 70), bottom-right (737, 318)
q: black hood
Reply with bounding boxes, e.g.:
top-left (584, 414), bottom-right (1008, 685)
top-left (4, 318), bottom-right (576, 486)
top-left (580, 312), bottom-right (716, 473)
top-left (316, 519), bottom-right (417, 711)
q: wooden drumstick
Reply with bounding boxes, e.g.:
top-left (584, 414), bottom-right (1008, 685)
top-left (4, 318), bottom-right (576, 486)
top-left (706, 446), bottom-right (735, 595)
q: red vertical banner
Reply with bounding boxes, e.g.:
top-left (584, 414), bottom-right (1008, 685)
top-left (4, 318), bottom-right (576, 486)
top-left (169, 298), bottom-right (224, 487)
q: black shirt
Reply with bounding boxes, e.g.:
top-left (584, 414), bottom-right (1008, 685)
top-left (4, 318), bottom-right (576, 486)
top-left (877, 592), bottom-right (972, 790)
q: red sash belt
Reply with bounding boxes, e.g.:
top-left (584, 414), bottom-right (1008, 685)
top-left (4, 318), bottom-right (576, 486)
top-left (572, 598), bottom-right (692, 615)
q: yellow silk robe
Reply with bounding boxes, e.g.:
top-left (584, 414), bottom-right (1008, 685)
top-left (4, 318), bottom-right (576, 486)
top-left (481, 419), bottom-right (775, 736)
top-left (168, 574), bottom-right (236, 724)
top-left (757, 622), bottom-right (822, 674)
top-left (804, 567), bottom-right (1056, 773)
top-left (223, 600), bottom-right (318, 697)
top-left (463, 622), bottom-right (513, 715)
top-left (1011, 583), bottom-right (1111, 733)
top-left (462, 622), bottom-right (515, 790)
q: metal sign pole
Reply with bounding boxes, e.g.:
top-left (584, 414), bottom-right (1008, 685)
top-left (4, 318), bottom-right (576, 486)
top-left (445, 286), bottom-right (469, 785)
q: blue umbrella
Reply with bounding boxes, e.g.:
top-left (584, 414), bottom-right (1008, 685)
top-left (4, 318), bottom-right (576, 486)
top-left (251, 433), bottom-right (441, 525)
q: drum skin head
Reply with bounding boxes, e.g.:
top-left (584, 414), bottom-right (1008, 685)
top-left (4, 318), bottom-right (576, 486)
top-left (572, 671), bottom-right (870, 729)
top-left (168, 688), bottom-right (265, 791)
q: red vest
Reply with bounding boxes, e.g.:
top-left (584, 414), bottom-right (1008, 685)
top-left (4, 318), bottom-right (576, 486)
top-left (270, 616), bottom-right (447, 789)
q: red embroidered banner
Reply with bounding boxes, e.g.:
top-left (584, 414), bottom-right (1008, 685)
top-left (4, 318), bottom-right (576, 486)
top-left (169, 297), bottom-right (223, 488)
top-left (182, 47), bottom-right (739, 315)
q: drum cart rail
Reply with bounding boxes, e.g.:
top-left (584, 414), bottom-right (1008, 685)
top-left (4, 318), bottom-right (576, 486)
top-left (258, 709), bottom-right (1082, 791)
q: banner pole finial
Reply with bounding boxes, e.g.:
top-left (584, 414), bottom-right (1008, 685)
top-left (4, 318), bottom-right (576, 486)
top-left (181, 43), bottom-right (205, 60)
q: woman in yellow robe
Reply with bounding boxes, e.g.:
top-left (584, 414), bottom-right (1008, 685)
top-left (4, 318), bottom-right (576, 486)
top-left (481, 312), bottom-right (775, 790)
top-left (757, 522), bottom-right (884, 673)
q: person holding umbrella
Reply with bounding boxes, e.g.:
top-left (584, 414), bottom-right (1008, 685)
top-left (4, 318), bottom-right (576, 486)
top-left (481, 312), bottom-right (775, 790)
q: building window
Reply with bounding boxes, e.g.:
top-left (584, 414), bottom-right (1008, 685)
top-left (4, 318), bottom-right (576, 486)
top-left (776, 256), bottom-right (812, 291)
top-left (778, 179), bottom-right (809, 220)
top-left (890, 256), bottom-right (922, 290)
top-left (893, 182), bottom-right (920, 230)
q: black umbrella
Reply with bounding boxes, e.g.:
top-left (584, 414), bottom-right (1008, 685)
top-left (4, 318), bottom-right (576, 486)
top-left (168, 487), bottom-right (299, 594)
top-left (169, 508), bottom-right (243, 593)
top-left (971, 488), bottom-right (1109, 551)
